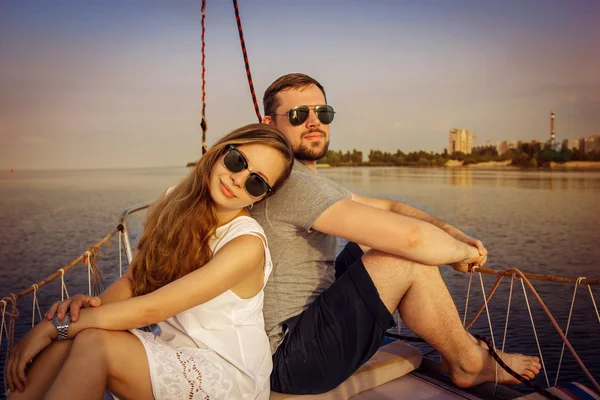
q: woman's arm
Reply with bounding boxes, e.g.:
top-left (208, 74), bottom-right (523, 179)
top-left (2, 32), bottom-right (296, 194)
top-left (58, 234), bottom-right (265, 339)
top-left (99, 269), bottom-right (134, 303)
top-left (45, 268), bottom-right (134, 322)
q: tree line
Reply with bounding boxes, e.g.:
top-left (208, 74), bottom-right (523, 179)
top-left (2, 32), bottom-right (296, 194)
top-left (316, 144), bottom-right (600, 167)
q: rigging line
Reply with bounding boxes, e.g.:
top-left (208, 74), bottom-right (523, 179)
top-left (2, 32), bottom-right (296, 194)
top-left (477, 270), bottom-right (498, 388)
top-left (200, 0), bottom-right (208, 155)
top-left (520, 278), bottom-right (550, 388)
top-left (465, 272), bottom-right (504, 330)
top-left (119, 230), bottom-right (123, 278)
top-left (30, 284), bottom-right (42, 328)
top-left (85, 251), bottom-right (92, 296)
top-left (59, 268), bottom-right (70, 301)
top-left (463, 268), bottom-right (475, 326)
top-left (555, 277), bottom-right (584, 386)
top-left (589, 285), bottom-right (600, 323)
top-left (233, 0), bottom-right (262, 122)
top-left (0, 300), bottom-right (7, 349)
top-left (506, 268), bottom-right (599, 393)
top-left (501, 274), bottom-right (515, 356)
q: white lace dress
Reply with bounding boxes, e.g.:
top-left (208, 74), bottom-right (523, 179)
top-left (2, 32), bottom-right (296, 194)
top-left (129, 216), bottom-right (273, 400)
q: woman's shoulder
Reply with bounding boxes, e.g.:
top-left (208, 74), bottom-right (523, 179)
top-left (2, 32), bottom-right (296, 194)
top-left (217, 215), bottom-right (266, 237)
top-left (213, 216), bottom-right (268, 254)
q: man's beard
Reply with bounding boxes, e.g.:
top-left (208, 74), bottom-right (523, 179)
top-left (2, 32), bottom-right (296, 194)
top-left (295, 138), bottom-right (330, 161)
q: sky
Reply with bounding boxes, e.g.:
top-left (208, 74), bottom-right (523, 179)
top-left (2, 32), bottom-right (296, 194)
top-left (1, 0), bottom-right (599, 170)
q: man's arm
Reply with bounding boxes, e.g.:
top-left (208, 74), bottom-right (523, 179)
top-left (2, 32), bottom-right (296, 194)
top-left (351, 193), bottom-right (487, 259)
top-left (312, 199), bottom-right (481, 267)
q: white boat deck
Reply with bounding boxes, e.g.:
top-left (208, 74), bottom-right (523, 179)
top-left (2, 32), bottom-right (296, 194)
top-left (352, 373), bottom-right (482, 399)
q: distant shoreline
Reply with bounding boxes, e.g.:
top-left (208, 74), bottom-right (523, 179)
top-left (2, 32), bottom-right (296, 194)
top-left (314, 161), bottom-right (600, 169)
top-left (447, 160), bottom-right (600, 169)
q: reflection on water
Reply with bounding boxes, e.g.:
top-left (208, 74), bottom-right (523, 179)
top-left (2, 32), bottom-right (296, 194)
top-left (449, 168), bottom-right (473, 186)
top-left (322, 166), bottom-right (600, 192)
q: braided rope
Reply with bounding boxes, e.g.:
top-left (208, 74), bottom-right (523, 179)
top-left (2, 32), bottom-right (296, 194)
top-left (473, 334), bottom-right (560, 400)
top-left (232, 0), bottom-right (262, 122)
top-left (200, 0), bottom-right (208, 155)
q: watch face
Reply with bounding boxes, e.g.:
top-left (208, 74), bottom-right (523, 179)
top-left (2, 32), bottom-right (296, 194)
top-left (52, 314), bottom-right (71, 327)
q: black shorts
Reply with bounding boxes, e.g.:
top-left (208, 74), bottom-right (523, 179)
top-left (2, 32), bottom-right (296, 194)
top-left (270, 242), bottom-right (396, 394)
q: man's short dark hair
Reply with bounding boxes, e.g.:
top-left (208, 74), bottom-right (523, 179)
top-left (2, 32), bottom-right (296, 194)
top-left (263, 73), bottom-right (327, 117)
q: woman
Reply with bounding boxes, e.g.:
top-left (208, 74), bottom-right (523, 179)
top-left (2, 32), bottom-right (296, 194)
top-left (5, 123), bottom-right (294, 400)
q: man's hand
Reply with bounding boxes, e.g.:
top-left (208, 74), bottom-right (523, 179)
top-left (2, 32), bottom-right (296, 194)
top-left (445, 228), bottom-right (488, 267)
top-left (463, 237), bottom-right (488, 266)
top-left (44, 294), bottom-right (101, 322)
top-left (450, 245), bottom-right (486, 273)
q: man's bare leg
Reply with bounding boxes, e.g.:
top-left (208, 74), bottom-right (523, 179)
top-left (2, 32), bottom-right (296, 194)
top-left (362, 250), bottom-right (541, 388)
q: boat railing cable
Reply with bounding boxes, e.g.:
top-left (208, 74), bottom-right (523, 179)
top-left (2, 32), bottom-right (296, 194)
top-left (519, 275), bottom-right (551, 388)
top-left (459, 267), bottom-right (600, 394)
top-left (555, 277), bottom-right (585, 386)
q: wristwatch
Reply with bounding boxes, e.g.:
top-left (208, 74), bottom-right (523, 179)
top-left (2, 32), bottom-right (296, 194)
top-left (51, 314), bottom-right (71, 340)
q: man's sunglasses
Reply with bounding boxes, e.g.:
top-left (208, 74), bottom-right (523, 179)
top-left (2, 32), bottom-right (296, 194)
top-left (273, 105), bottom-right (335, 127)
top-left (222, 145), bottom-right (273, 198)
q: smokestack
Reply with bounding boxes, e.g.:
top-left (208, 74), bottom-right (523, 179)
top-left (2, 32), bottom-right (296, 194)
top-left (551, 110), bottom-right (556, 146)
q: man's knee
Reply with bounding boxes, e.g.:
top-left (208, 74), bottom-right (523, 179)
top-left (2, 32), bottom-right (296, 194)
top-left (362, 250), bottom-right (417, 277)
top-left (362, 249), bottom-right (439, 277)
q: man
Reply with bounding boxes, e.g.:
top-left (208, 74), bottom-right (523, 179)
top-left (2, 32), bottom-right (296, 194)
top-left (250, 73), bottom-right (541, 394)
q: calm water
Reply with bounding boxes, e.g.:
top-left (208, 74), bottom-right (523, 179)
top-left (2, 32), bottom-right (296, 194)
top-left (1, 167), bottom-right (599, 395)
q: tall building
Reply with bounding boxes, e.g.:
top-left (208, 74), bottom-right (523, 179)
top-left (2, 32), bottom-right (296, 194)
top-left (550, 111), bottom-right (556, 146)
top-left (562, 139), bottom-right (580, 151)
top-left (449, 129), bottom-right (473, 154)
top-left (584, 135), bottom-right (600, 153)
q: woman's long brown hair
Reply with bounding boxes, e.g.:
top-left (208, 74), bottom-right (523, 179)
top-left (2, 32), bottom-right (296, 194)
top-left (129, 123), bottom-right (293, 296)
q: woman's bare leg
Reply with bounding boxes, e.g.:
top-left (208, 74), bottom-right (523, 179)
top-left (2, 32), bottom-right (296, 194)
top-left (45, 329), bottom-right (154, 400)
top-left (7, 340), bottom-right (73, 400)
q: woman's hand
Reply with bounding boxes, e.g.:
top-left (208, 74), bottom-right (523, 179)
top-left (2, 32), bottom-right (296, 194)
top-left (45, 293), bottom-right (101, 322)
top-left (6, 320), bottom-right (57, 393)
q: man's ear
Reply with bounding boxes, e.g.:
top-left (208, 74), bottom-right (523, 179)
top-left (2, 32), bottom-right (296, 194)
top-left (262, 115), bottom-right (274, 125)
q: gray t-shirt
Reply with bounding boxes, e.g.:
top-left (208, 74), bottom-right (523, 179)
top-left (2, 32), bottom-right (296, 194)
top-left (250, 161), bottom-right (352, 353)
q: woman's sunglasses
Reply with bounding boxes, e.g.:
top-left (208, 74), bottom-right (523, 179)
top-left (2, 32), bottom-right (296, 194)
top-left (222, 145), bottom-right (273, 198)
top-left (273, 105), bottom-right (335, 127)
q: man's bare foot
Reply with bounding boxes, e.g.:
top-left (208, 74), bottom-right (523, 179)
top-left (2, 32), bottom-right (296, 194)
top-left (442, 335), bottom-right (542, 388)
